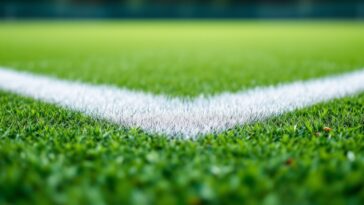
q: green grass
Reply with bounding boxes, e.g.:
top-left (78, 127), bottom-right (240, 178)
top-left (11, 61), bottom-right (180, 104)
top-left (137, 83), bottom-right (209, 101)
top-left (1, 21), bottom-right (364, 96)
top-left (0, 21), bottom-right (364, 205)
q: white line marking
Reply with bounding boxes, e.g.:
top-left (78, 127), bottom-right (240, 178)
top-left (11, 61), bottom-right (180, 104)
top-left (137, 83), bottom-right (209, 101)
top-left (0, 67), bottom-right (364, 139)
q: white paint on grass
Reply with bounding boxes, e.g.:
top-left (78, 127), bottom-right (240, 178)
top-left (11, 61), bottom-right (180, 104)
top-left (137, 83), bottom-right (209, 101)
top-left (0, 67), bottom-right (364, 139)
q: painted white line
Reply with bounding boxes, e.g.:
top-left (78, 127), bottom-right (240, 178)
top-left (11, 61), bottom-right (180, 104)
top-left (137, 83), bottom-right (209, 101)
top-left (0, 67), bottom-right (364, 139)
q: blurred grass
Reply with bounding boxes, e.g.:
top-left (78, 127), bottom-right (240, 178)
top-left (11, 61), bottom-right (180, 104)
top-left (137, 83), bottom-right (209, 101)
top-left (0, 21), bottom-right (364, 205)
top-left (0, 21), bottom-right (363, 96)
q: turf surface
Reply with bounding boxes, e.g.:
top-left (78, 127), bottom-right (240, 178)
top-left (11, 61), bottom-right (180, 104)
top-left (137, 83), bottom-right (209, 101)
top-left (0, 21), bottom-right (364, 205)
top-left (0, 21), bottom-right (364, 96)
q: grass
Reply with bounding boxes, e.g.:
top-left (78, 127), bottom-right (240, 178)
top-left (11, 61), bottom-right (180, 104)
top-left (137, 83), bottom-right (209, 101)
top-left (0, 21), bottom-right (364, 96)
top-left (0, 21), bottom-right (364, 205)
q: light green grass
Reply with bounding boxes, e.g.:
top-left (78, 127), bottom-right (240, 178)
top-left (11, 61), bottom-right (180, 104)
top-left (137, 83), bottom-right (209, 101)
top-left (1, 21), bottom-right (364, 96)
top-left (0, 21), bottom-right (364, 205)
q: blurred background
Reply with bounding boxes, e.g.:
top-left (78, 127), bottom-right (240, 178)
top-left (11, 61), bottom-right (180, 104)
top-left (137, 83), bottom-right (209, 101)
top-left (1, 0), bottom-right (363, 19)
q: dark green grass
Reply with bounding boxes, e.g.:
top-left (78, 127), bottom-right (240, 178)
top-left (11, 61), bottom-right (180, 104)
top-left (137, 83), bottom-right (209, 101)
top-left (1, 92), bottom-right (363, 205)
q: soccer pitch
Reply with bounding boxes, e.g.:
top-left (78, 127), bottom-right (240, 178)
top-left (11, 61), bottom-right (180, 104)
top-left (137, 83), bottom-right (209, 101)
top-left (0, 21), bottom-right (364, 204)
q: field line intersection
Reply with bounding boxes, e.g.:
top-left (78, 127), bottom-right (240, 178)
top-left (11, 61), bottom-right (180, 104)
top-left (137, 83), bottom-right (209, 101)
top-left (1, 67), bottom-right (364, 139)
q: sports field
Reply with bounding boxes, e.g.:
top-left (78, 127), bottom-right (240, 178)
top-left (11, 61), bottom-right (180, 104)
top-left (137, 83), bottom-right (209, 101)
top-left (0, 21), bottom-right (364, 204)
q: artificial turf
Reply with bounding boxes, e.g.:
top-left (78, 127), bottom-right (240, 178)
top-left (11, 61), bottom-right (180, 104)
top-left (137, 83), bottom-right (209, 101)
top-left (0, 21), bottom-right (364, 96)
top-left (0, 21), bottom-right (364, 205)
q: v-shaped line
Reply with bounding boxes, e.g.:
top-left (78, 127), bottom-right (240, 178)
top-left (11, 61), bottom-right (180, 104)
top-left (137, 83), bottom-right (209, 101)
top-left (1, 67), bottom-right (364, 139)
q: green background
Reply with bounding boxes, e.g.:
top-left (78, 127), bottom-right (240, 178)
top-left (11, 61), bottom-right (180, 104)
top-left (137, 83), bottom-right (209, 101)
top-left (0, 21), bottom-right (363, 205)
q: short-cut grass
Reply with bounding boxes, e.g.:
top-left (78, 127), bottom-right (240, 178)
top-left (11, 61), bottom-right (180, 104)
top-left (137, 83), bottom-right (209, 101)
top-left (0, 21), bottom-right (364, 205)
top-left (1, 21), bottom-right (364, 96)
